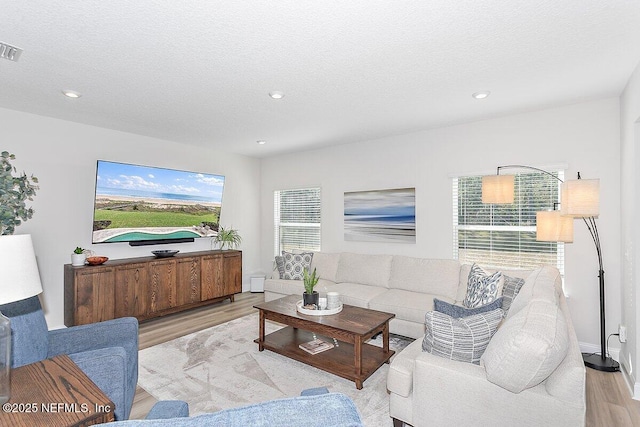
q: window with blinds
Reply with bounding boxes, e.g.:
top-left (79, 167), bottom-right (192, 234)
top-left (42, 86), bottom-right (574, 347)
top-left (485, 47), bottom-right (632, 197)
top-left (274, 188), bottom-right (321, 255)
top-left (453, 170), bottom-right (564, 274)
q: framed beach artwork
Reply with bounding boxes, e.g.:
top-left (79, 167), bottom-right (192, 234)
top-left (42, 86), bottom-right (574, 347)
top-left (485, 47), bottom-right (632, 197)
top-left (344, 187), bottom-right (416, 243)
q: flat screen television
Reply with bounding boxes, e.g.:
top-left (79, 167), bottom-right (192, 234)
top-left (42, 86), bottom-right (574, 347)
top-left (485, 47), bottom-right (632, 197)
top-left (92, 160), bottom-right (225, 246)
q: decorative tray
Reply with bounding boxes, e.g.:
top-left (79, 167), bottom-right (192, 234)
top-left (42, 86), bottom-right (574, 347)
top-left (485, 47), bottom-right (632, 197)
top-left (296, 300), bottom-right (343, 316)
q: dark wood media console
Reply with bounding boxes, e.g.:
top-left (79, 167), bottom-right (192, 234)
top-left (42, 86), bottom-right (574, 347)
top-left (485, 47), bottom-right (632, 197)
top-left (64, 250), bottom-right (242, 326)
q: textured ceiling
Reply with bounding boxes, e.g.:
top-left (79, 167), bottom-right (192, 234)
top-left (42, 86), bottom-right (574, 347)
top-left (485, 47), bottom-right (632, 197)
top-left (1, 1), bottom-right (640, 158)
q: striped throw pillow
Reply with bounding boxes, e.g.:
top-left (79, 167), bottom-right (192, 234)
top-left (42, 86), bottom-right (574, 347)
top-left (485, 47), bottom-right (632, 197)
top-left (422, 308), bottom-right (504, 364)
top-left (502, 275), bottom-right (525, 313)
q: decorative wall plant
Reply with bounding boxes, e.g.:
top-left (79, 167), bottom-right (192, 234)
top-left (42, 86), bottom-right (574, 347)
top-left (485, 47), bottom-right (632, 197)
top-left (0, 151), bottom-right (39, 235)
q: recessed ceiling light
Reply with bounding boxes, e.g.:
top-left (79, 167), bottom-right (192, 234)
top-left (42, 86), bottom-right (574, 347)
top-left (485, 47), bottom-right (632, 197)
top-left (257, 140), bottom-right (267, 145)
top-left (62, 90), bottom-right (82, 99)
top-left (269, 91), bottom-right (284, 99)
top-left (472, 91), bottom-right (490, 100)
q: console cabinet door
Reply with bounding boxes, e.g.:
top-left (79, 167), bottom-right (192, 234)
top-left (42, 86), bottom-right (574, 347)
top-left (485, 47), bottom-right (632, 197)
top-left (74, 267), bottom-right (115, 325)
top-left (223, 252), bottom-right (242, 296)
top-left (200, 254), bottom-right (224, 301)
top-left (176, 257), bottom-right (201, 305)
top-left (149, 259), bottom-right (177, 313)
top-left (115, 263), bottom-right (149, 318)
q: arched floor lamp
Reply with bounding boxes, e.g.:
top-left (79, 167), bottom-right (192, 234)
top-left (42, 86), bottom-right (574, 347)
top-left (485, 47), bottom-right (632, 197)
top-left (482, 165), bottom-right (619, 372)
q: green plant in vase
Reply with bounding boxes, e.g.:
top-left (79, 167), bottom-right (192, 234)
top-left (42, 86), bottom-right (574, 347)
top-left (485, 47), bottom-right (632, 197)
top-left (71, 246), bottom-right (87, 266)
top-left (302, 267), bottom-right (320, 307)
top-left (214, 226), bottom-right (242, 250)
top-left (0, 151), bottom-right (39, 235)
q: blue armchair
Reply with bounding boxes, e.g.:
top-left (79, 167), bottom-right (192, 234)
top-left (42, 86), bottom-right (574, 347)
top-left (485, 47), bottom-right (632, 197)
top-left (1, 296), bottom-right (138, 421)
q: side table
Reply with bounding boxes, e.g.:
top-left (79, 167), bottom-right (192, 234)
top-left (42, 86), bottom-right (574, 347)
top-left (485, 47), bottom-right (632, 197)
top-left (0, 355), bottom-right (115, 426)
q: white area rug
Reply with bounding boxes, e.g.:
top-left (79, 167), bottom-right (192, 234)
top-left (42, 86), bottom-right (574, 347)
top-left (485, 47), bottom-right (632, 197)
top-left (138, 313), bottom-right (412, 426)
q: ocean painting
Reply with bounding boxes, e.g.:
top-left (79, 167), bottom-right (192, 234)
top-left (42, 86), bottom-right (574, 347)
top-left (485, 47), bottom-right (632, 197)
top-left (344, 188), bottom-right (416, 243)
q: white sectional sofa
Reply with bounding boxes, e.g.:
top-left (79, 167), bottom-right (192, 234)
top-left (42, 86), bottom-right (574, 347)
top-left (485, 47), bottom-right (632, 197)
top-left (265, 252), bottom-right (586, 427)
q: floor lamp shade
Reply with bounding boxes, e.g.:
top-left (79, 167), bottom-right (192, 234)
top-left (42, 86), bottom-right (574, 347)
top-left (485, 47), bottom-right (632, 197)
top-left (536, 211), bottom-right (574, 243)
top-left (560, 179), bottom-right (600, 218)
top-left (0, 235), bottom-right (43, 305)
top-left (482, 175), bottom-right (515, 204)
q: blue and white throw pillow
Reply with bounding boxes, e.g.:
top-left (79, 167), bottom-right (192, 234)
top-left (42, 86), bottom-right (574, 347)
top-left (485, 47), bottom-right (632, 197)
top-left (422, 308), bottom-right (504, 364)
top-left (282, 251), bottom-right (313, 280)
top-left (463, 264), bottom-right (503, 308)
top-left (434, 297), bottom-right (504, 319)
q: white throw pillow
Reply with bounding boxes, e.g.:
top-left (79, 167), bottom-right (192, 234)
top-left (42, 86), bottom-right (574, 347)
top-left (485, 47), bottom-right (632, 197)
top-left (481, 298), bottom-right (569, 393)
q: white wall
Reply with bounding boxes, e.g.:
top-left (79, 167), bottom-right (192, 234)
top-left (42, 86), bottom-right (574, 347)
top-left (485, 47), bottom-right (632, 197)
top-left (260, 98), bottom-right (622, 352)
top-left (1, 107), bottom-right (261, 329)
top-left (620, 59), bottom-right (640, 396)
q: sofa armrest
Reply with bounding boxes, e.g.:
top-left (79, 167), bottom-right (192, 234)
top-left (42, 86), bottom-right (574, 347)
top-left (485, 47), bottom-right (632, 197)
top-left (411, 352), bottom-right (582, 427)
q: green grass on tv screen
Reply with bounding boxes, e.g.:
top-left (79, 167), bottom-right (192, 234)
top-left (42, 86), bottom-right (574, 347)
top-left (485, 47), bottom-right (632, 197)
top-left (94, 210), bottom-right (219, 228)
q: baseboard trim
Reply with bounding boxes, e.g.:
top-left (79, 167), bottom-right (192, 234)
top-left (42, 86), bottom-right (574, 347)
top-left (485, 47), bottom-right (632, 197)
top-left (579, 342), bottom-right (640, 400)
top-left (579, 341), bottom-right (620, 364)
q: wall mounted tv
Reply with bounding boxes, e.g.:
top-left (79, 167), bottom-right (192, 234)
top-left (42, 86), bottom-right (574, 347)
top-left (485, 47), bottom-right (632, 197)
top-left (92, 160), bottom-right (225, 246)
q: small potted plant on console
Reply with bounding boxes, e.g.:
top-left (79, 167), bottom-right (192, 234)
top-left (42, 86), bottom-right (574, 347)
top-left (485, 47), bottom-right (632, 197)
top-left (71, 247), bottom-right (86, 266)
top-left (302, 267), bottom-right (320, 308)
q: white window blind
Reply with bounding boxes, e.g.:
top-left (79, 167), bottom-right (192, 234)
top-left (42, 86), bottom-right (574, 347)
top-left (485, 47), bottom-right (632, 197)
top-left (274, 188), bottom-right (321, 255)
top-left (453, 170), bottom-right (565, 274)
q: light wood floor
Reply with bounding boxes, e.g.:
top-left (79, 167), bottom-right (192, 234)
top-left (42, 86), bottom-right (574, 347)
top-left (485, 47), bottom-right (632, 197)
top-left (131, 292), bottom-right (640, 426)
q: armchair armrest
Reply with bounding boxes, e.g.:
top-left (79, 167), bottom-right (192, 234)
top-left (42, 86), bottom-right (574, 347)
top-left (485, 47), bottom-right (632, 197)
top-left (146, 401), bottom-right (189, 419)
top-left (47, 317), bottom-right (139, 358)
top-left (68, 347), bottom-right (129, 421)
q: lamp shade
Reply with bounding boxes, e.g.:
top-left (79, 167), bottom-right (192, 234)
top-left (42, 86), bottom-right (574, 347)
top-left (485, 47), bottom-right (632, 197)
top-left (536, 211), bottom-right (574, 243)
top-left (560, 179), bottom-right (599, 218)
top-left (0, 235), bottom-right (43, 305)
top-left (482, 175), bottom-right (515, 204)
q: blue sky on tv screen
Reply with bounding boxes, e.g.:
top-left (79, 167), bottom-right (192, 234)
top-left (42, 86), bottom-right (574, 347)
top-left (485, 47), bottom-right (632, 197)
top-left (95, 161), bottom-right (225, 204)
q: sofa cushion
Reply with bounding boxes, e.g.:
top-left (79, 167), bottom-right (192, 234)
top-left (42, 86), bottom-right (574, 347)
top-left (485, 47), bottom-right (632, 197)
top-left (433, 297), bottom-right (503, 318)
top-left (462, 264), bottom-right (503, 308)
top-left (310, 252), bottom-right (341, 283)
top-left (422, 308), bottom-right (503, 364)
top-left (389, 256), bottom-right (460, 300)
top-left (501, 275), bottom-right (525, 313)
top-left (264, 278), bottom-right (336, 297)
top-left (369, 289), bottom-right (450, 324)
top-left (335, 253), bottom-right (393, 288)
top-left (325, 282), bottom-right (388, 308)
top-left (282, 252), bottom-right (313, 280)
top-left (481, 298), bottom-right (569, 393)
top-left (506, 266), bottom-right (561, 319)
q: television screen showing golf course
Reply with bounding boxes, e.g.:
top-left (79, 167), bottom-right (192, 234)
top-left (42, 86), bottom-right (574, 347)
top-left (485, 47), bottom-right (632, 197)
top-left (92, 160), bottom-right (225, 244)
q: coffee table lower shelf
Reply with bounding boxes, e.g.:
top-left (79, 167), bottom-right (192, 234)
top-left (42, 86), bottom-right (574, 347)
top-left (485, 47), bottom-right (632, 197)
top-left (254, 326), bottom-right (394, 389)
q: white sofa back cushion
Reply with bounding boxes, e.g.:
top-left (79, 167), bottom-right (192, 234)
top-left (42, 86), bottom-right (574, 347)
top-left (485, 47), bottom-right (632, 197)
top-left (310, 252), bottom-right (340, 283)
top-left (481, 298), bottom-right (569, 393)
top-left (335, 253), bottom-right (393, 288)
top-left (506, 266), bottom-right (562, 320)
top-left (389, 256), bottom-right (460, 300)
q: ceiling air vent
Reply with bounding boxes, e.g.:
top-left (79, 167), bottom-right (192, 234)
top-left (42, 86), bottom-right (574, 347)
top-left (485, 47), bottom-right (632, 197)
top-left (0, 42), bottom-right (22, 62)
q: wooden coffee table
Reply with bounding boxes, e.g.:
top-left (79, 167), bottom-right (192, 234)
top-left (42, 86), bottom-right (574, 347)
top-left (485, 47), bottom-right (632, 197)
top-left (254, 294), bottom-right (395, 389)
